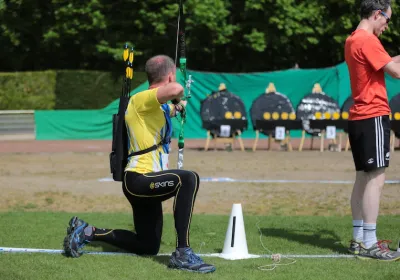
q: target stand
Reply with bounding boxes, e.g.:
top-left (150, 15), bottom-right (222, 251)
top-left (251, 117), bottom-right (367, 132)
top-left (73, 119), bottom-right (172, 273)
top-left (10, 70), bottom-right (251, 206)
top-left (309, 113), bottom-right (348, 152)
top-left (203, 120), bottom-right (246, 151)
top-left (252, 118), bottom-right (303, 151)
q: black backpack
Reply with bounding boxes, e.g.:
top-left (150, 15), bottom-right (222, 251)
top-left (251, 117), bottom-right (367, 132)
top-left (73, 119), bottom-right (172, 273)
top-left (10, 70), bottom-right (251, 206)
top-left (109, 45), bottom-right (133, 182)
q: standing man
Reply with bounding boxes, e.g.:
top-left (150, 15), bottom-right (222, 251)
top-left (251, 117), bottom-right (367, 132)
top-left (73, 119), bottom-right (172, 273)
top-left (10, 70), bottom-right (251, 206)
top-left (63, 55), bottom-right (216, 273)
top-left (345, 0), bottom-right (400, 260)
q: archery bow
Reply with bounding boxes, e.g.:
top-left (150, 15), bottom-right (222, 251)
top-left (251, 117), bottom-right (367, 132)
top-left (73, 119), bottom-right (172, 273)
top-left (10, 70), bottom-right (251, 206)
top-left (176, 0), bottom-right (193, 170)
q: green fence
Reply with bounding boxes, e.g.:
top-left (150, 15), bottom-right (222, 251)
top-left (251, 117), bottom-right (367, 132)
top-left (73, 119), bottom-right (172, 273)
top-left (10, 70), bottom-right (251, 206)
top-left (34, 62), bottom-right (400, 140)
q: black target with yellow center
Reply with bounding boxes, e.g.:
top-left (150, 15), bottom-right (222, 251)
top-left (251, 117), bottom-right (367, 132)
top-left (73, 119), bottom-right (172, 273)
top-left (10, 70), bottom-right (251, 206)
top-left (296, 89), bottom-right (340, 136)
top-left (390, 93), bottom-right (400, 138)
top-left (250, 89), bottom-right (295, 136)
top-left (200, 88), bottom-right (248, 137)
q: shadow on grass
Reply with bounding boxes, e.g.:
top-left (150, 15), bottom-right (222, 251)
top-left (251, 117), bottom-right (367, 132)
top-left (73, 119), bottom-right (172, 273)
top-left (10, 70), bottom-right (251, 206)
top-left (260, 228), bottom-right (347, 253)
top-left (147, 255), bottom-right (171, 266)
top-left (83, 243), bottom-right (172, 266)
top-left (86, 242), bottom-right (125, 252)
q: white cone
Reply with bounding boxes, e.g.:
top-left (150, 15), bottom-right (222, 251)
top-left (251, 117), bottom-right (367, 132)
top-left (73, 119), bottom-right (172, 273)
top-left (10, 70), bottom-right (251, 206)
top-left (220, 203), bottom-right (254, 260)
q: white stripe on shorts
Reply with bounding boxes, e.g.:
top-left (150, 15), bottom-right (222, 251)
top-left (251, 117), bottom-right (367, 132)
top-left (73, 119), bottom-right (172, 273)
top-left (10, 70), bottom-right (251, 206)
top-left (375, 116), bottom-right (384, 167)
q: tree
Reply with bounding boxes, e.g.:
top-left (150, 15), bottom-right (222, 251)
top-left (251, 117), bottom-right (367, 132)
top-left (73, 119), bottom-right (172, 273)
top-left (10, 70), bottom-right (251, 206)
top-left (1, 0), bottom-right (400, 72)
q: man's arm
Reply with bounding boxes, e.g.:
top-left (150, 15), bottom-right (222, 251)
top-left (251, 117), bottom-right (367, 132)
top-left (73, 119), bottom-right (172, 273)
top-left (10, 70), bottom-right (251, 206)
top-left (156, 82), bottom-right (184, 104)
top-left (383, 61), bottom-right (400, 79)
top-left (392, 55), bottom-right (400, 63)
top-left (133, 83), bottom-right (184, 115)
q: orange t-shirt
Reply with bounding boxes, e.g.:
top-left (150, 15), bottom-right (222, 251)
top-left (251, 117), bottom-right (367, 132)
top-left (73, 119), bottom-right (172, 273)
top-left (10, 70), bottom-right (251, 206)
top-left (344, 29), bottom-right (392, 120)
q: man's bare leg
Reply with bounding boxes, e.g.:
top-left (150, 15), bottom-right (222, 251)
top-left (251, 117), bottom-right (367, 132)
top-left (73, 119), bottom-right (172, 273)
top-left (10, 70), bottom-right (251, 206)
top-left (350, 171), bottom-right (367, 242)
top-left (362, 168), bottom-right (385, 248)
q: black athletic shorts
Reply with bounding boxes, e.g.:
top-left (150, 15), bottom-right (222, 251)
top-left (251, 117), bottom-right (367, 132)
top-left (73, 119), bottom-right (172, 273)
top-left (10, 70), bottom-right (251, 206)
top-left (348, 115), bottom-right (390, 172)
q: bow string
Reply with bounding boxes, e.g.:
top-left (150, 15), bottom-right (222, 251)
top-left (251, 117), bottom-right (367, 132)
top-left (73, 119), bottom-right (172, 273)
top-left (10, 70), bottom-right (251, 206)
top-left (175, 0), bottom-right (193, 169)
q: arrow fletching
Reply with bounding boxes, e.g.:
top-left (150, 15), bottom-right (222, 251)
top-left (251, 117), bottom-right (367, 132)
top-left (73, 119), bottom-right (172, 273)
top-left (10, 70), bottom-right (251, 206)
top-left (129, 47), bottom-right (134, 64)
top-left (123, 43), bottom-right (129, 62)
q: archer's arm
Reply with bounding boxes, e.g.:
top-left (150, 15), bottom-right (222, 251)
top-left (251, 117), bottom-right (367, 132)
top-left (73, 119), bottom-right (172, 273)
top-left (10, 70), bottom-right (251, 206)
top-left (156, 82), bottom-right (184, 104)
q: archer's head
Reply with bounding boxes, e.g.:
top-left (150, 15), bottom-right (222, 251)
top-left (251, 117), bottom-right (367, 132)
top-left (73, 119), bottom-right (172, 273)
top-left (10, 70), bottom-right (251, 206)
top-left (145, 55), bottom-right (177, 87)
top-left (359, 0), bottom-right (392, 37)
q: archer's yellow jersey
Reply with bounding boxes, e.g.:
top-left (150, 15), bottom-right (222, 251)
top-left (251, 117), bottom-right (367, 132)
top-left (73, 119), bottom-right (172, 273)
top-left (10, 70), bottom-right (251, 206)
top-left (124, 88), bottom-right (174, 174)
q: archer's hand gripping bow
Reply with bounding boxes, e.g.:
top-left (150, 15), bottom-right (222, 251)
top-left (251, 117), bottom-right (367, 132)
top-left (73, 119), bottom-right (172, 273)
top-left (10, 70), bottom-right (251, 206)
top-left (176, 0), bottom-right (193, 170)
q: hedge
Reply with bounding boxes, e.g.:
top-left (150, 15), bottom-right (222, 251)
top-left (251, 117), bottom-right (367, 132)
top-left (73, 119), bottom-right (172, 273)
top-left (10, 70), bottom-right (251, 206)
top-left (54, 70), bottom-right (147, 109)
top-left (0, 71), bottom-right (56, 110)
top-left (0, 70), bottom-right (148, 110)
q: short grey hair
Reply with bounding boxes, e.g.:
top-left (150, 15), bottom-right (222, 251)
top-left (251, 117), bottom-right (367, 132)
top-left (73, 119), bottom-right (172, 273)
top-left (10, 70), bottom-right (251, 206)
top-left (360, 0), bottom-right (391, 19)
top-left (144, 55), bottom-right (176, 84)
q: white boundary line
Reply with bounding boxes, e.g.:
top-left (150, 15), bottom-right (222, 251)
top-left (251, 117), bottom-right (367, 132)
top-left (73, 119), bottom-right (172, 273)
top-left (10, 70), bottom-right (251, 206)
top-left (98, 177), bottom-right (400, 184)
top-left (0, 247), bottom-right (356, 259)
top-left (200, 178), bottom-right (400, 184)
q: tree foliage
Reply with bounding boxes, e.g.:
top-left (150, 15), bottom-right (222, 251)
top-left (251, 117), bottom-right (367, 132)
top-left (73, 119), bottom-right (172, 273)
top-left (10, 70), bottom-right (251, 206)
top-left (1, 0), bottom-right (400, 72)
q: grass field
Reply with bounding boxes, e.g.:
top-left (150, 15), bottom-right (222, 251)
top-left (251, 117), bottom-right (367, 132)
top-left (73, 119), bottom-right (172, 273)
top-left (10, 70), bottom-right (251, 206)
top-left (1, 212), bottom-right (400, 279)
top-left (1, 144), bottom-right (400, 279)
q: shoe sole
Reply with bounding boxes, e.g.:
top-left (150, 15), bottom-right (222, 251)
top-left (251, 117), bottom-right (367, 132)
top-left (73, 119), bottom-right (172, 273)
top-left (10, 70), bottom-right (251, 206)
top-left (168, 264), bottom-right (216, 274)
top-left (356, 255), bottom-right (400, 262)
top-left (168, 261), bottom-right (216, 273)
top-left (63, 234), bottom-right (81, 258)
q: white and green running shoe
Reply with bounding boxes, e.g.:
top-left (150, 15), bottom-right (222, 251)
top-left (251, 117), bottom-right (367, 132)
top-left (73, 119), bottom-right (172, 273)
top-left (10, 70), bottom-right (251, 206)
top-left (357, 240), bottom-right (400, 261)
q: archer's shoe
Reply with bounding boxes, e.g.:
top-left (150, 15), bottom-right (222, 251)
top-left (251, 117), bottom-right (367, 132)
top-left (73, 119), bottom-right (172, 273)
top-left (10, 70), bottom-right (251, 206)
top-left (63, 216), bottom-right (93, 258)
top-left (169, 247), bottom-right (216, 273)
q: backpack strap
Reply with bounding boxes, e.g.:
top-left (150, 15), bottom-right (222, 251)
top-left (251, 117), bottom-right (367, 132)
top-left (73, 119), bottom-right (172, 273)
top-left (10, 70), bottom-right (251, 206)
top-left (127, 104), bottom-right (172, 158)
top-left (128, 144), bottom-right (160, 157)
